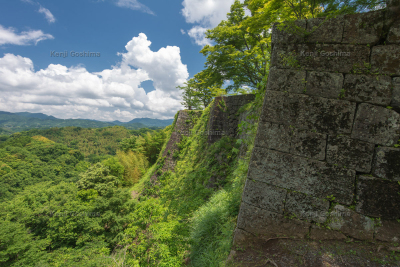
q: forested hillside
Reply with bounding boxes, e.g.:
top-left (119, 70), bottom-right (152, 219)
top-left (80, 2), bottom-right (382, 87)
top-left (0, 111), bottom-right (173, 134)
top-left (0, 124), bottom-right (170, 266)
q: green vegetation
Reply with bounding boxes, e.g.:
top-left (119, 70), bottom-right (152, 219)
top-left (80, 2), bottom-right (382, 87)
top-left (115, 99), bottom-right (258, 266)
top-left (0, 1), bottom-right (393, 266)
top-left (0, 111), bottom-right (172, 134)
top-left (0, 124), bottom-right (172, 266)
top-left (178, 0), bottom-right (386, 109)
top-left (2, 126), bottom-right (161, 158)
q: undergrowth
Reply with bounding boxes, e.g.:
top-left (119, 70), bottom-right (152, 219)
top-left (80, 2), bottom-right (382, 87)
top-left (117, 91), bottom-right (262, 266)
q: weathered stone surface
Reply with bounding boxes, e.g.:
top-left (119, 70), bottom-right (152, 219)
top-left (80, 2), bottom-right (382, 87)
top-left (271, 43), bottom-right (370, 73)
top-left (290, 129), bottom-right (327, 160)
top-left (208, 95), bottom-right (255, 143)
top-left (371, 45), bottom-right (400, 76)
top-left (284, 191), bottom-right (330, 223)
top-left (326, 136), bottom-right (375, 172)
top-left (261, 91), bottom-right (356, 135)
top-left (260, 91), bottom-right (302, 125)
top-left (306, 17), bottom-right (344, 43)
top-left (375, 220), bottom-right (400, 243)
top-left (254, 122), bottom-right (291, 153)
top-left (387, 19), bottom-right (400, 44)
top-left (237, 202), bottom-right (310, 238)
top-left (328, 205), bottom-right (375, 240)
top-left (391, 77), bottom-right (400, 112)
top-left (342, 10), bottom-right (385, 44)
top-left (299, 95), bottom-right (356, 135)
top-left (248, 147), bottom-right (356, 205)
top-left (372, 147), bottom-right (400, 181)
top-left (160, 110), bottom-right (203, 173)
top-left (242, 179), bottom-right (287, 213)
top-left (356, 176), bottom-right (400, 220)
top-left (305, 71), bottom-right (343, 99)
top-left (351, 103), bottom-right (400, 146)
top-left (271, 20), bottom-right (307, 44)
top-left (267, 68), bottom-right (306, 93)
top-left (310, 225), bottom-right (347, 240)
top-left (232, 228), bottom-right (255, 247)
top-left (342, 74), bottom-right (392, 105)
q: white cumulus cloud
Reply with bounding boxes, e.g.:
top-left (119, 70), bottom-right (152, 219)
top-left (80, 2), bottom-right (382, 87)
top-left (38, 6), bottom-right (56, 23)
top-left (0, 33), bottom-right (188, 121)
top-left (181, 0), bottom-right (248, 46)
top-left (182, 0), bottom-right (236, 28)
top-left (188, 26), bottom-right (212, 46)
top-left (0, 25), bottom-right (54, 46)
top-left (119, 33), bottom-right (189, 98)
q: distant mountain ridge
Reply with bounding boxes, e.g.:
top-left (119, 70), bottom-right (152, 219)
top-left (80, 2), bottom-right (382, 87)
top-left (0, 111), bottom-right (174, 134)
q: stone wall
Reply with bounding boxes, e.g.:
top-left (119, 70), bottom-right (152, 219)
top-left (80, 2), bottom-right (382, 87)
top-left (153, 94), bottom-right (254, 178)
top-left (207, 95), bottom-right (255, 143)
top-left (161, 110), bottom-right (203, 172)
top-left (235, 7), bottom-right (400, 244)
top-left (150, 110), bottom-right (202, 183)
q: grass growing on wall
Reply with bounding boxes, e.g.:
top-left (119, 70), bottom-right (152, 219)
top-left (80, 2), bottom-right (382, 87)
top-left (118, 97), bottom-right (259, 266)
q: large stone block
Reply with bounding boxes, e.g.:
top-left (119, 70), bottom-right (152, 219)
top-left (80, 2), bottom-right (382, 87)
top-left (305, 71), bottom-right (344, 99)
top-left (372, 147), bottom-right (400, 181)
top-left (254, 121), bottom-right (291, 153)
top-left (375, 220), bottom-right (400, 243)
top-left (356, 176), bottom-right (400, 220)
top-left (371, 45), bottom-right (400, 76)
top-left (260, 90), bottom-right (303, 125)
top-left (271, 43), bottom-right (370, 73)
top-left (387, 19), bottom-right (400, 44)
top-left (298, 95), bottom-right (356, 135)
top-left (342, 74), bottom-right (392, 105)
top-left (310, 225), bottom-right (347, 240)
top-left (326, 136), bottom-right (375, 172)
top-left (267, 68), bottom-right (306, 94)
top-left (241, 179), bottom-right (287, 213)
top-left (306, 17), bottom-right (344, 43)
top-left (284, 191), bottom-right (330, 223)
top-left (342, 10), bottom-right (385, 44)
top-left (290, 129), bottom-right (327, 160)
top-left (351, 103), bottom-right (400, 146)
top-left (248, 148), bottom-right (356, 205)
top-left (261, 91), bottom-right (356, 135)
top-left (271, 20), bottom-right (307, 44)
top-left (236, 202), bottom-right (310, 238)
top-left (391, 77), bottom-right (400, 112)
top-left (328, 205), bottom-right (375, 240)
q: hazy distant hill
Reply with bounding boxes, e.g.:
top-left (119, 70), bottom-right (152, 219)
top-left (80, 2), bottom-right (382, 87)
top-left (128, 118), bottom-right (174, 127)
top-left (0, 111), bottom-right (173, 134)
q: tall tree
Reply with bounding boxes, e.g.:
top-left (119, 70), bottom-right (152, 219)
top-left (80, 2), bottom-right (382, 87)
top-left (199, 0), bottom-right (270, 92)
top-left (190, 71), bottom-right (226, 109)
top-left (177, 82), bottom-right (200, 110)
top-left (197, 0), bottom-right (389, 93)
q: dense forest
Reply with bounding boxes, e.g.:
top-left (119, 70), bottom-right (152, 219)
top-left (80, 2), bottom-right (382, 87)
top-left (0, 125), bottom-right (169, 266)
top-left (0, 0), bottom-right (396, 266)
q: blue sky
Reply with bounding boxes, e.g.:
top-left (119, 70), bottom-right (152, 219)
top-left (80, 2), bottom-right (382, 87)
top-left (0, 0), bottom-right (238, 121)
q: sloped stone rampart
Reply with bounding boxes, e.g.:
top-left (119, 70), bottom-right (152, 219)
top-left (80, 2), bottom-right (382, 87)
top-left (149, 110), bottom-right (202, 184)
top-left (235, 7), bottom-right (400, 244)
top-left (207, 95), bottom-right (255, 143)
top-left (153, 94), bottom-right (256, 180)
top-left (161, 110), bottom-right (202, 172)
